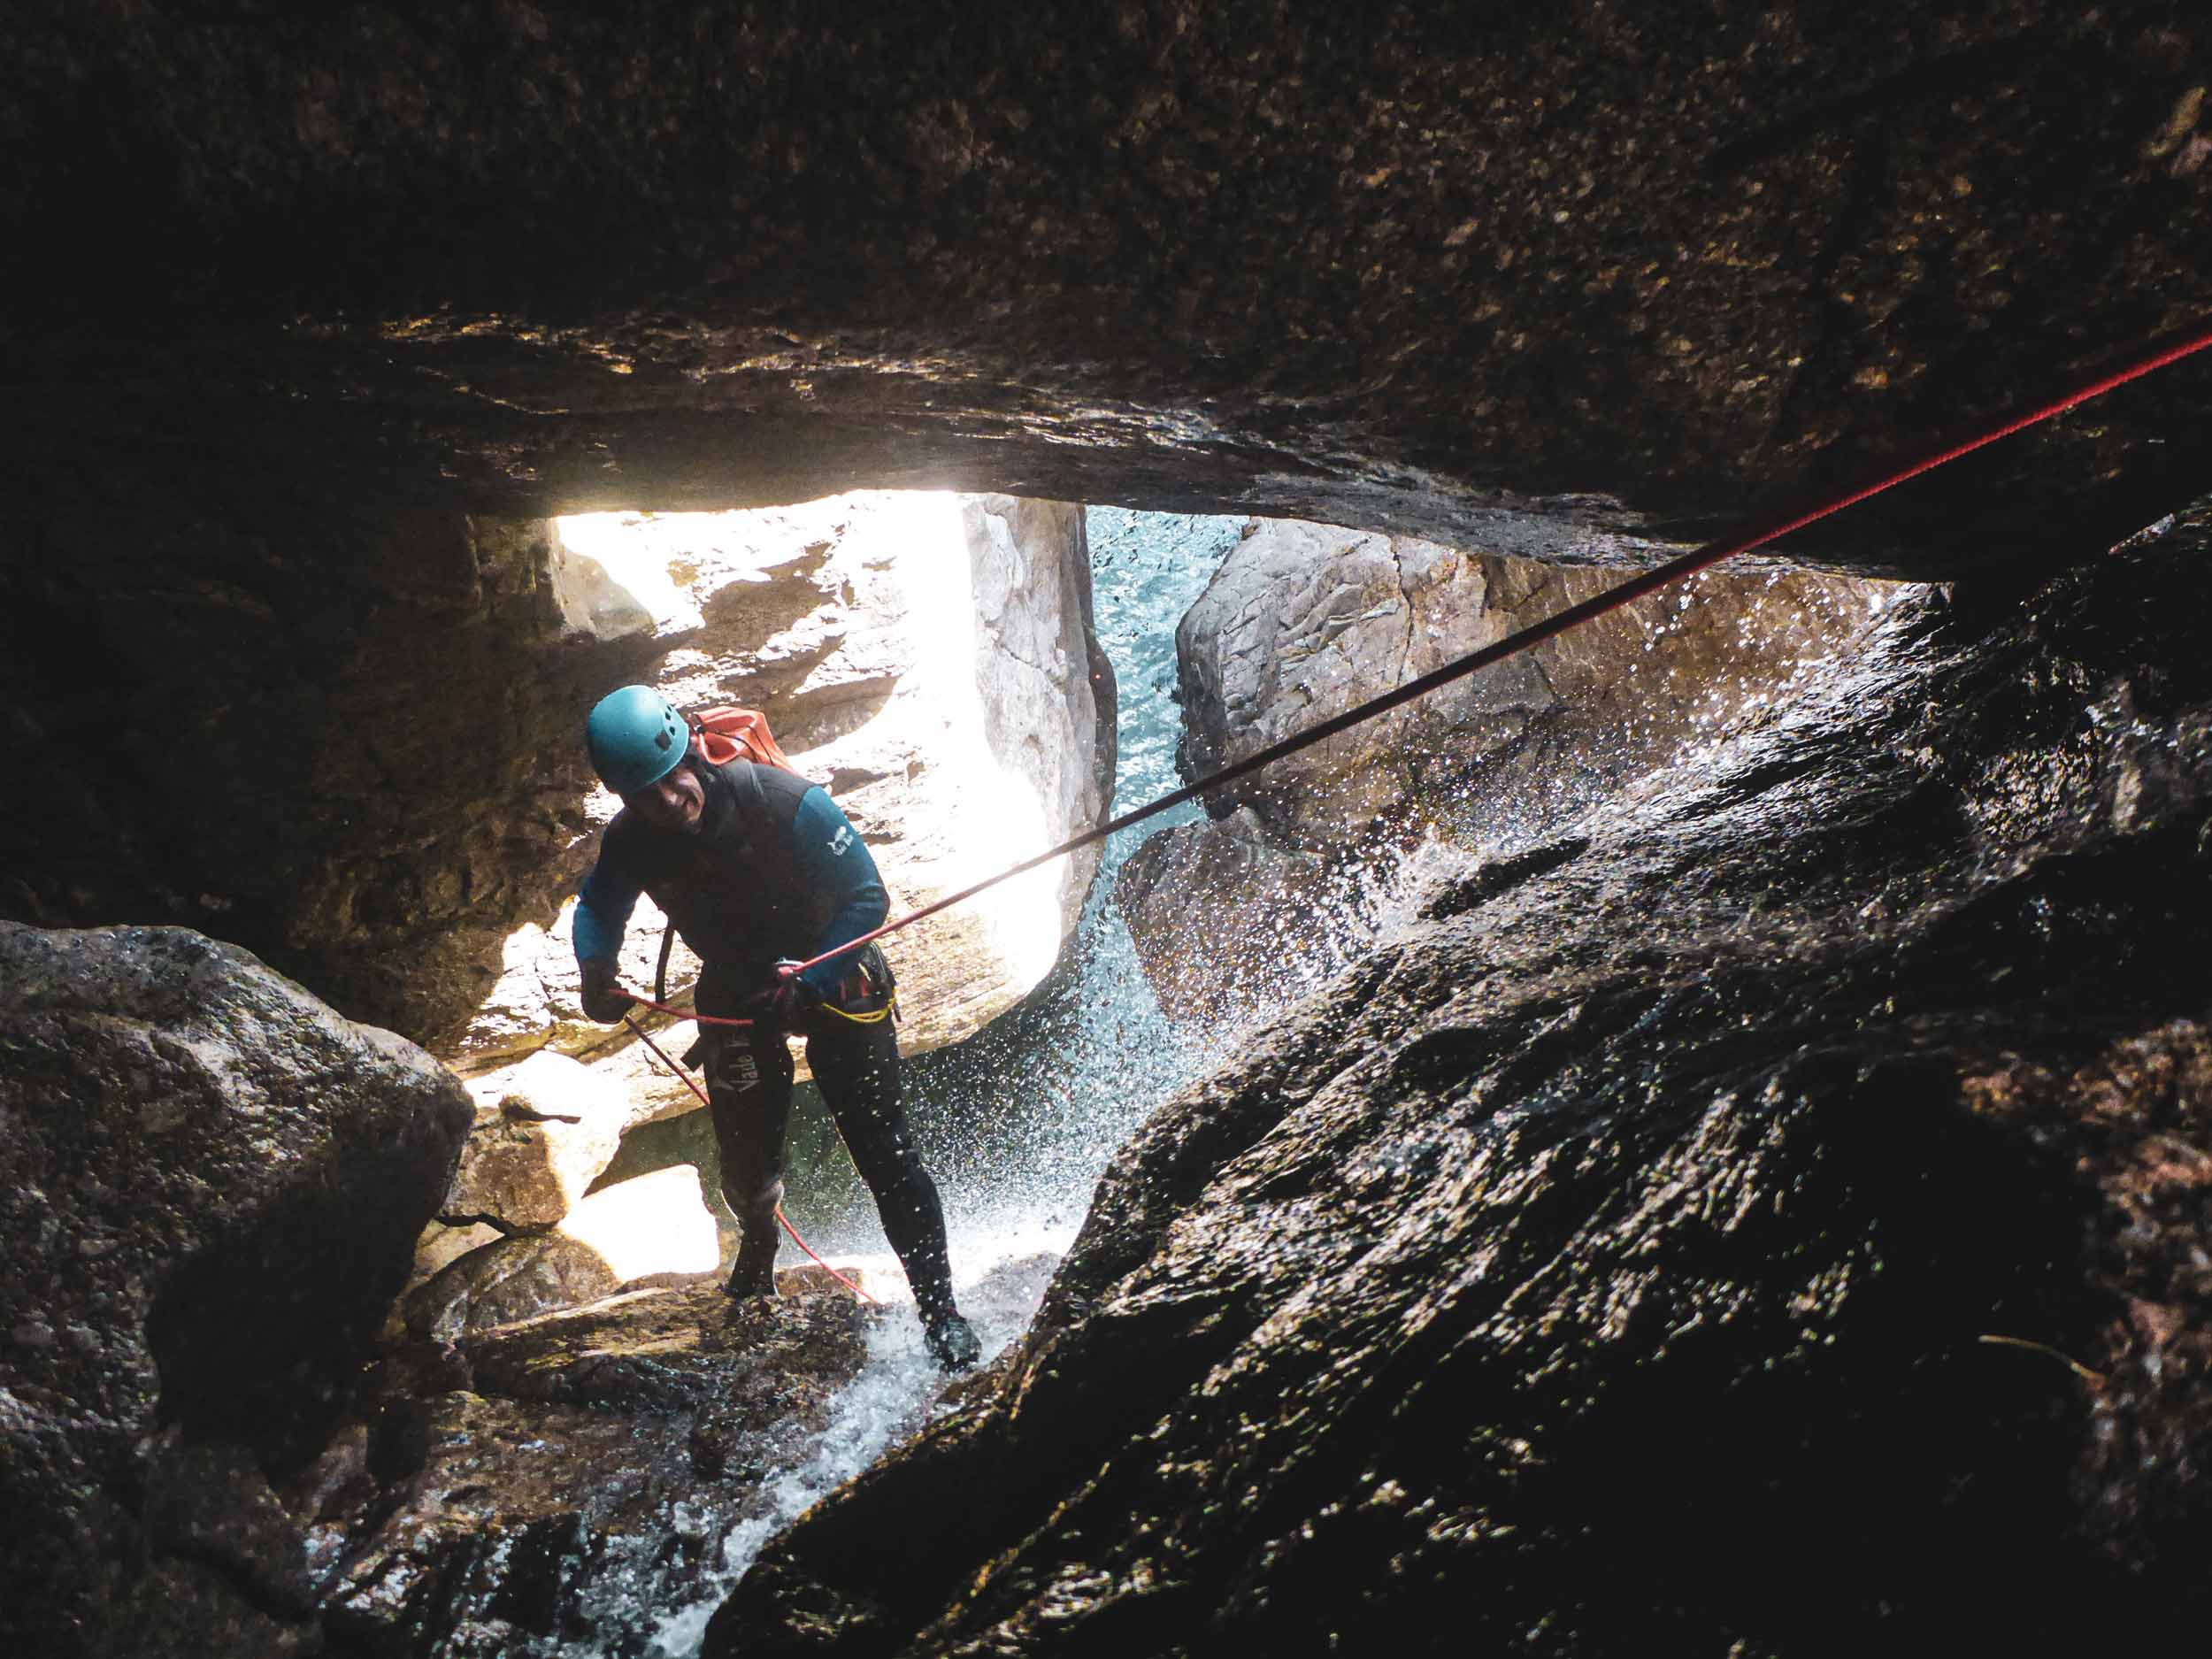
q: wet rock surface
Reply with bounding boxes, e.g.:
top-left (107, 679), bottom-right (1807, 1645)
top-left (1122, 518), bottom-right (1895, 1027)
top-left (1115, 803), bottom-right (1346, 1029)
top-left (322, 1281), bottom-right (875, 1659)
top-left (1176, 519), bottom-right (1897, 849)
top-left (706, 518), bottom-right (2212, 1655)
top-left (0, 923), bottom-right (472, 1657)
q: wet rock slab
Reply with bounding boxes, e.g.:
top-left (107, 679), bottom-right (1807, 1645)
top-left (324, 1279), bottom-right (875, 1657)
top-left (706, 519), bottom-right (2212, 1655)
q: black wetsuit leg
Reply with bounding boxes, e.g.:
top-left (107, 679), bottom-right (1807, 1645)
top-left (703, 1024), bottom-right (796, 1240)
top-left (804, 1013), bottom-right (956, 1317)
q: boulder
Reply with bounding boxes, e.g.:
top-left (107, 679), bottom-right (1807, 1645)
top-left (461, 489), bottom-right (1116, 1078)
top-left (407, 1219), bottom-right (505, 1291)
top-left (442, 1048), bottom-right (658, 1232)
top-left (553, 1162), bottom-right (724, 1284)
top-left (706, 517), bottom-right (2212, 1654)
top-left (1124, 518), bottom-right (1897, 1025)
top-left (408, 1165), bottom-right (724, 1340)
top-left (403, 1234), bottom-right (626, 1345)
top-left (0, 922), bottom-right (472, 1657)
top-left (1176, 517), bottom-right (1898, 851)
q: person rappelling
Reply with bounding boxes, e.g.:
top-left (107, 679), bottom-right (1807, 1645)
top-left (570, 685), bottom-right (982, 1371)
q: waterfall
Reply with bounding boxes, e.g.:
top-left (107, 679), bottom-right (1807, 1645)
top-left (609, 508), bottom-right (1247, 1655)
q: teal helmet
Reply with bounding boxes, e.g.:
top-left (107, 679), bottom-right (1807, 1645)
top-left (586, 686), bottom-right (691, 795)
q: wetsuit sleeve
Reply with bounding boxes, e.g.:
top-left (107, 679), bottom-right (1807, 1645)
top-left (788, 786), bottom-right (888, 995)
top-left (572, 849), bottom-right (642, 967)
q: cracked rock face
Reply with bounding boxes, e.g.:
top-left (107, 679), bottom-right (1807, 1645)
top-left (705, 515), bottom-right (2212, 1655)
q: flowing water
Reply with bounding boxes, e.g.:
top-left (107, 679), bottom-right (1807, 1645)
top-left (602, 507), bottom-right (1248, 1655)
top-left (783, 506), bottom-right (1250, 1259)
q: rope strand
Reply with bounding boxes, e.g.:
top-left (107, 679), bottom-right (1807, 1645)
top-left (620, 1015), bottom-right (878, 1304)
top-left (786, 317), bottom-right (2212, 979)
top-left (594, 317), bottom-right (2212, 1308)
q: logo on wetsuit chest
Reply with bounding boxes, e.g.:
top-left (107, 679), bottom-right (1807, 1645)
top-left (828, 826), bottom-right (852, 856)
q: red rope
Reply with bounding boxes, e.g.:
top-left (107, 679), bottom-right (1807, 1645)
top-left (593, 319), bottom-right (2212, 1316)
top-left (621, 992), bottom-right (753, 1028)
top-left (786, 316), bottom-right (2212, 979)
top-left (619, 1015), bottom-right (878, 1304)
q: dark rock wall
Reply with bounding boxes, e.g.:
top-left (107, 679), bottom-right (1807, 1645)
top-left (1, 504), bottom-right (652, 1047)
top-left (705, 516), bottom-right (2212, 1655)
top-left (6, 3), bottom-right (2212, 574)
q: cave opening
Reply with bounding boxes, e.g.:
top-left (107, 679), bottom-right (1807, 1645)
top-left (445, 490), bottom-right (1921, 1312)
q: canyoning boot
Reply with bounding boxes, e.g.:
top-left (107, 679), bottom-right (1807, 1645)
top-left (922, 1308), bottom-right (982, 1372)
top-left (725, 1230), bottom-right (780, 1300)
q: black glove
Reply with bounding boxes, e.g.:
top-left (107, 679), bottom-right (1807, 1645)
top-left (754, 961), bottom-right (820, 1026)
top-left (579, 958), bottom-right (633, 1024)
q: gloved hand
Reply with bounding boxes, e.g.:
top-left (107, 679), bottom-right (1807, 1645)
top-left (578, 957), bottom-right (633, 1024)
top-left (757, 960), bottom-right (821, 1026)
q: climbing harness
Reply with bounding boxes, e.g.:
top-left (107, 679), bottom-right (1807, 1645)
top-left (620, 1012), bottom-right (879, 1304)
top-left (817, 995), bottom-right (895, 1025)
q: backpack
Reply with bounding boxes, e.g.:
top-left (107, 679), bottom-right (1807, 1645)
top-left (656, 704), bottom-right (803, 1008)
top-left (688, 706), bottom-right (798, 772)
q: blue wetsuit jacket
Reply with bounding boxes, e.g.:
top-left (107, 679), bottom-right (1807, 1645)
top-left (572, 759), bottom-right (887, 1002)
